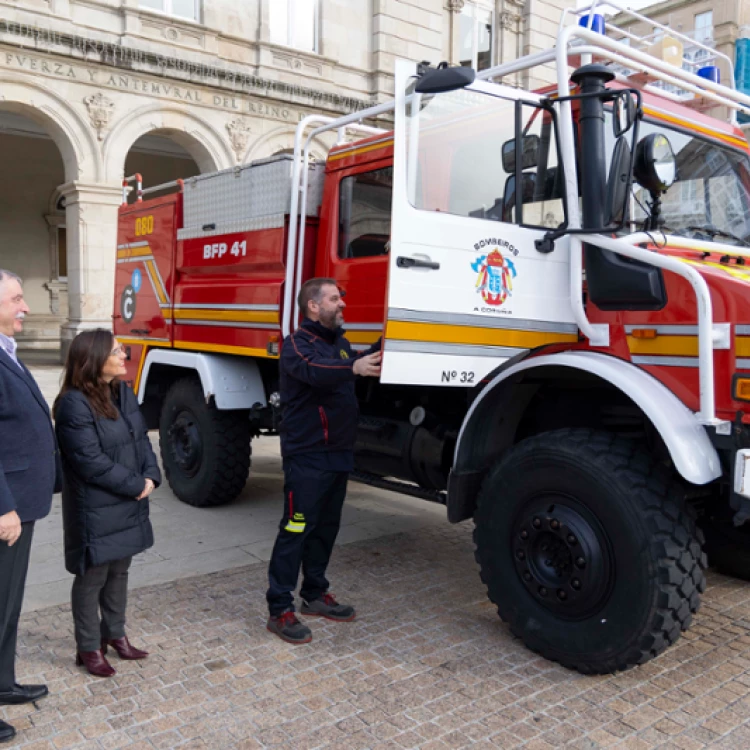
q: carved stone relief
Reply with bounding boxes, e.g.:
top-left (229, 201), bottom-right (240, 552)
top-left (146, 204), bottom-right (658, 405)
top-left (83, 92), bottom-right (115, 141)
top-left (226, 117), bottom-right (252, 162)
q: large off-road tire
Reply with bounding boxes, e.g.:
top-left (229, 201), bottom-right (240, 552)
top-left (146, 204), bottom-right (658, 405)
top-left (474, 428), bottom-right (706, 674)
top-left (701, 514), bottom-right (750, 580)
top-left (159, 377), bottom-right (252, 507)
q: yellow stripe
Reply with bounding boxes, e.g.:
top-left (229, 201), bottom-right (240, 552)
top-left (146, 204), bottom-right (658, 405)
top-left (328, 139), bottom-right (394, 162)
top-left (129, 246), bottom-right (154, 259)
top-left (385, 321), bottom-right (577, 348)
top-left (116, 337), bottom-right (172, 347)
top-left (172, 309), bottom-right (279, 324)
top-left (680, 257), bottom-right (750, 284)
top-left (134, 346), bottom-right (148, 394)
top-left (627, 335), bottom-right (698, 356)
top-left (643, 106), bottom-right (747, 150)
top-left (173, 341), bottom-right (277, 358)
top-left (117, 249), bottom-right (129, 260)
top-left (346, 331), bottom-right (381, 345)
top-left (627, 334), bottom-right (750, 359)
top-left (284, 521), bottom-right (306, 533)
top-left (144, 260), bottom-right (168, 304)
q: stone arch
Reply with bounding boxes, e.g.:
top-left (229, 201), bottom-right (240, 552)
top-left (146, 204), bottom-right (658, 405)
top-left (0, 73), bottom-right (101, 182)
top-left (103, 105), bottom-right (234, 181)
top-left (244, 126), bottom-right (331, 163)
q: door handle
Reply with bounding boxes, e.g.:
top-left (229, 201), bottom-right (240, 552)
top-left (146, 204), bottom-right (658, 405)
top-left (396, 255), bottom-right (440, 270)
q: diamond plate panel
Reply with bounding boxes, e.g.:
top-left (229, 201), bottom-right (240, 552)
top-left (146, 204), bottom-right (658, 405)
top-left (182, 154), bottom-right (324, 232)
top-left (177, 215), bottom-right (286, 241)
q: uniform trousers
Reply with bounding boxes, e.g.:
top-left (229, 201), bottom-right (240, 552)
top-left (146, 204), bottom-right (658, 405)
top-left (266, 455), bottom-right (349, 616)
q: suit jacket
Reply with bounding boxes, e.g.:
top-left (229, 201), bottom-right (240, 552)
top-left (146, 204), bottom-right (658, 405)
top-left (0, 349), bottom-right (60, 522)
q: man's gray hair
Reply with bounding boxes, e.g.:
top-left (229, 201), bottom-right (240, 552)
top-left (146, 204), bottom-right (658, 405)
top-left (0, 269), bottom-right (21, 293)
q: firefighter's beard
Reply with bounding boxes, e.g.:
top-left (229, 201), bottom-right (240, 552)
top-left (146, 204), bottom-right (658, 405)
top-left (318, 307), bottom-right (344, 330)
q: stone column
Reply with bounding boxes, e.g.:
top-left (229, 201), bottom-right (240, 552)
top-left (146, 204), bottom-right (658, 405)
top-left (445, 0), bottom-right (465, 66)
top-left (59, 182), bottom-right (123, 356)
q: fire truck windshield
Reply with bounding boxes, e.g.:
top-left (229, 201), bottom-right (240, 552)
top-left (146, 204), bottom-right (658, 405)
top-left (629, 120), bottom-right (750, 246)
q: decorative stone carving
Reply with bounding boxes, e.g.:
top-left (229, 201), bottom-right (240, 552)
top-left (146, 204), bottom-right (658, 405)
top-left (44, 280), bottom-right (67, 316)
top-left (165, 27), bottom-right (179, 41)
top-left (446, 0), bottom-right (465, 12)
top-left (499, 11), bottom-right (523, 30)
top-left (226, 117), bottom-right (252, 162)
top-left (83, 92), bottom-right (115, 141)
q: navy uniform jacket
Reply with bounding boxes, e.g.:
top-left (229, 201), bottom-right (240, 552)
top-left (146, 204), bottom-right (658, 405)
top-left (279, 318), bottom-right (379, 459)
top-left (0, 350), bottom-right (60, 522)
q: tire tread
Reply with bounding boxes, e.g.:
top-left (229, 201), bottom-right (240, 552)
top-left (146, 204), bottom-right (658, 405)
top-left (474, 428), bottom-right (707, 674)
top-left (159, 378), bottom-right (252, 507)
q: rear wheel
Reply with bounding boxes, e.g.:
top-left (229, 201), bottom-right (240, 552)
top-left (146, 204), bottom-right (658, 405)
top-left (474, 428), bottom-right (706, 674)
top-left (159, 377), bottom-right (252, 507)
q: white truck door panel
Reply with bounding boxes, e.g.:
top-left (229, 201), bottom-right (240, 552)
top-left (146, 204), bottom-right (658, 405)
top-left (381, 60), bottom-right (578, 386)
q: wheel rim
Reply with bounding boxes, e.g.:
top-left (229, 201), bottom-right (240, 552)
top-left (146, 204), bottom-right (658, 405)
top-left (512, 495), bottom-right (614, 620)
top-left (167, 410), bottom-right (203, 478)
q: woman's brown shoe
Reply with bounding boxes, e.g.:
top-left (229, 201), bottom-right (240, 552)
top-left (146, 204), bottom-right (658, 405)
top-left (76, 650), bottom-right (116, 677)
top-left (102, 636), bottom-right (148, 660)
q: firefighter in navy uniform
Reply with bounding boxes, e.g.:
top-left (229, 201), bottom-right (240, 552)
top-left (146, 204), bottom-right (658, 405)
top-left (266, 278), bottom-right (381, 644)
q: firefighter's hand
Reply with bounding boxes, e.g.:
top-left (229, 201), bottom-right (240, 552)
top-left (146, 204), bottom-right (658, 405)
top-left (0, 510), bottom-right (21, 547)
top-left (353, 352), bottom-right (382, 378)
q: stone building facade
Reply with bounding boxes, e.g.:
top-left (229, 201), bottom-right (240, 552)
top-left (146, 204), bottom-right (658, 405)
top-left (609, 0), bottom-right (750, 130)
top-left (0, 0), bottom-right (573, 354)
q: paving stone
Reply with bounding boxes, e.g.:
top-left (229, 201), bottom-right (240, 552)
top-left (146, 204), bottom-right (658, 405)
top-left (7, 527), bottom-right (750, 747)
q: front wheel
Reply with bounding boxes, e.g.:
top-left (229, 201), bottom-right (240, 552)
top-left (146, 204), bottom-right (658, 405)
top-left (159, 377), bottom-right (252, 507)
top-left (474, 428), bottom-right (706, 674)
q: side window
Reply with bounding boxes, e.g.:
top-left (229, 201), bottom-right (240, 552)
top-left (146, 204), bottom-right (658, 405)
top-left (338, 167), bottom-right (393, 259)
top-left (409, 90), bottom-right (564, 230)
top-left (507, 104), bottom-right (565, 229)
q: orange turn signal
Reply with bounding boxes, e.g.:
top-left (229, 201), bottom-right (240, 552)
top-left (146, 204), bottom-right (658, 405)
top-left (631, 328), bottom-right (658, 339)
top-left (733, 375), bottom-right (750, 402)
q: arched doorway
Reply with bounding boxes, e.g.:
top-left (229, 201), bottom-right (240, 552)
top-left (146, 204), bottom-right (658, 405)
top-left (0, 111), bottom-right (68, 353)
top-left (123, 132), bottom-right (201, 203)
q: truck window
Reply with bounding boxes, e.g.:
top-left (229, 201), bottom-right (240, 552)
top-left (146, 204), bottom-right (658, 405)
top-left (408, 89), bottom-right (564, 230)
top-left (338, 167), bottom-right (393, 259)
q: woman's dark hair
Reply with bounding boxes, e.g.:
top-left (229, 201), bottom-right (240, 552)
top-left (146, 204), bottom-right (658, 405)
top-left (53, 329), bottom-right (119, 420)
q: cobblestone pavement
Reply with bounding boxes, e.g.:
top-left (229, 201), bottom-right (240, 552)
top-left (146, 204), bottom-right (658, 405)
top-left (5, 522), bottom-right (750, 749)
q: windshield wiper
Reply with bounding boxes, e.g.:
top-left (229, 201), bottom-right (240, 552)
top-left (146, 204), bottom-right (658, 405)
top-left (685, 224), bottom-right (750, 248)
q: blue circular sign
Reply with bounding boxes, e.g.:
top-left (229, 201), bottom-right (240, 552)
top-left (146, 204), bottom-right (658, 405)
top-left (131, 268), bottom-right (142, 293)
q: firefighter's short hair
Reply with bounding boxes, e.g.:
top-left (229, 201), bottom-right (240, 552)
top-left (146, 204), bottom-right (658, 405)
top-left (298, 277), bottom-right (338, 316)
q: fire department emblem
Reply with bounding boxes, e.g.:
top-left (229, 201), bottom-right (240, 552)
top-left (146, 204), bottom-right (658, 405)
top-left (471, 248), bottom-right (517, 306)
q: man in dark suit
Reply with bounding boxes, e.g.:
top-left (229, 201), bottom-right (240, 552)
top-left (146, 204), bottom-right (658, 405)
top-left (0, 269), bottom-right (60, 744)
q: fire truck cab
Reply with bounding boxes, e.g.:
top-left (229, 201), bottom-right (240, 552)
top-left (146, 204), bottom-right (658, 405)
top-left (115, 2), bottom-right (750, 673)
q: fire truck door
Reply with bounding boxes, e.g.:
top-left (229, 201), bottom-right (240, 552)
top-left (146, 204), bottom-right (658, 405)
top-left (114, 199), bottom-right (177, 346)
top-left (380, 61), bottom-right (578, 387)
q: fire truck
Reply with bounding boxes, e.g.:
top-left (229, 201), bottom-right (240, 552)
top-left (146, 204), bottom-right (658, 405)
top-left (114, 3), bottom-right (750, 672)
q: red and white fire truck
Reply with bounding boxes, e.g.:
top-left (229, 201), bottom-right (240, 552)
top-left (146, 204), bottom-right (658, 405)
top-left (114, 3), bottom-right (750, 672)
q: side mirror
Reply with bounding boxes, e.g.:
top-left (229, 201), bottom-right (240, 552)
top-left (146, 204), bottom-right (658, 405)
top-left (502, 134), bottom-right (541, 172)
top-left (604, 136), bottom-right (632, 226)
top-left (414, 63), bottom-right (475, 94)
top-left (612, 91), bottom-right (636, 138)
top-left (633, 133), bottom-right (676, 194)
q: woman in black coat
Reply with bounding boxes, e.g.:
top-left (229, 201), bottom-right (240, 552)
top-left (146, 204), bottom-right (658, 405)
top-left (53, 329), bottom-right (161, 678)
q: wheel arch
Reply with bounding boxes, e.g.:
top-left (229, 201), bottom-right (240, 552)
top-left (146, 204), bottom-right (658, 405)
top-left (447, 351), bottom-right (721, 523)
top-left (137, 350), bottom-right (267, 423)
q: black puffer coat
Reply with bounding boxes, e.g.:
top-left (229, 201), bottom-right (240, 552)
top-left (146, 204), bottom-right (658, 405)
top-left (55, 381), bottom-right (161, 575)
